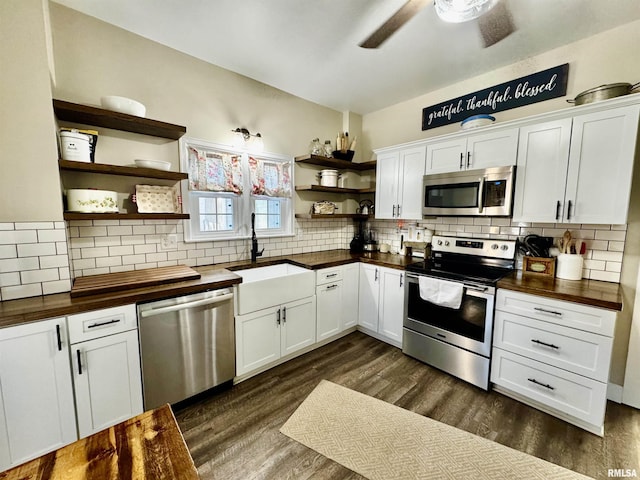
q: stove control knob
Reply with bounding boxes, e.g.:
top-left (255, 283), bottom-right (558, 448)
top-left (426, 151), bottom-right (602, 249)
top-left (501, 245), bottom-right (509, 251)
top-left (491, 243), bottom-right (499, 250)
top-left (444, 240), bottom-right (450, 246)
top-left (437, 240), bottom-right (443, 246)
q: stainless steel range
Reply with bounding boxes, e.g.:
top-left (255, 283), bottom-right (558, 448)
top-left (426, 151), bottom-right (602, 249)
top-left (403, 235), bottom-right (516, 390)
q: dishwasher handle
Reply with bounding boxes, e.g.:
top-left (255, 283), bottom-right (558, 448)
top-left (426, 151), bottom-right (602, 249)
top-left (139, 292), bottom-right (234, 318)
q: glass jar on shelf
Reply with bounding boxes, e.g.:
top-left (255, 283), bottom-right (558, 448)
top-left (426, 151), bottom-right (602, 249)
top-left (323, 140), bottom-right (333, 157)
top-left (309, 138), bottom-right (324, 156)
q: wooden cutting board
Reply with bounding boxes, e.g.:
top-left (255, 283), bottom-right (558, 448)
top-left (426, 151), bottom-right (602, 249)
top-left (70, 265), bottom-right (201, 297)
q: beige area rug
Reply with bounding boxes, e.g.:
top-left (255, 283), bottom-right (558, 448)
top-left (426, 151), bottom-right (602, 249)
top-left (280, 380), bottom-right (592, 480)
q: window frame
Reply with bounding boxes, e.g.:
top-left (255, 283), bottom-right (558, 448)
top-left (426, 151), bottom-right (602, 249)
top-left (179, 137), bottom-right (294, 242)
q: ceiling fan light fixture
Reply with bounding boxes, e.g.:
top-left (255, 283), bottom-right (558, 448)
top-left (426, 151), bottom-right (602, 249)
top-left (435, 0), bottom-right (499, 23)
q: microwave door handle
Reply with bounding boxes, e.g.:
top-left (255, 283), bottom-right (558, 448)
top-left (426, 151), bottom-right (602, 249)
top-left (477, 177), bottom-right (485, 214)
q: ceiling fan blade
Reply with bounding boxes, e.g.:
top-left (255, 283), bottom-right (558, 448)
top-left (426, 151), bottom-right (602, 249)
top-left (477, 1), bottom-right (515, 47)
top-left (359, 0), bottom-right (431, 49)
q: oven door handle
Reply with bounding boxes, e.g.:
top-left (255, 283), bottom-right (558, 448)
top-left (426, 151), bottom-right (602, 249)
top-left (477, 177), bottom-right (485, 214)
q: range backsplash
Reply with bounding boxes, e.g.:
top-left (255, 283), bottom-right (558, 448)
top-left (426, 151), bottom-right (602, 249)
top-left (0, 217), bottom-right (626, 301)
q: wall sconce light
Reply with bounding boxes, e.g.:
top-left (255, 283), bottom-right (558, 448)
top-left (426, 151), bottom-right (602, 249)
top-left (231, 127), bottom-right (264, 151)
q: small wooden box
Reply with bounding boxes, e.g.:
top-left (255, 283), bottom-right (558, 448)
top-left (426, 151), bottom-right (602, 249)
top-left (522, 256), bottom-right (556, 277)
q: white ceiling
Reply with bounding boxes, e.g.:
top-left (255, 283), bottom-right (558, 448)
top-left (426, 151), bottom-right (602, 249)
top-left (52, 0), bottom-right (640, 115)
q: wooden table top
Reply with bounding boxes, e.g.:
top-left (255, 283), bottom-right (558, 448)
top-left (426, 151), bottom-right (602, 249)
top-left (0, 405), bottom-right (199, 480)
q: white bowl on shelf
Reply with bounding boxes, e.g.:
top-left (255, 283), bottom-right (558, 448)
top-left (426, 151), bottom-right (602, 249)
top-left (460, 114), bottom-right (495, 130)
top-left (134, 159), bottom-right (172, 171)
top-left (66, 189), bottom-right (119, 213)
top-left (100, 96), bottom-right (146, 117)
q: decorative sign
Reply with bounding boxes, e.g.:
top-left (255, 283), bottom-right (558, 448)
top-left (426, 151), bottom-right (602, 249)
top-left (422, 63), bottom-right (569, 130)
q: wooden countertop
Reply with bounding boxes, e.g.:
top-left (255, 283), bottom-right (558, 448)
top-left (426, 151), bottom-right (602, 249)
top-left (0, 268), bottom-right (242, 329)
top-left (497, 270), bottom-right (623, 311)
top-left (0, 404), bottom-right (199, 480)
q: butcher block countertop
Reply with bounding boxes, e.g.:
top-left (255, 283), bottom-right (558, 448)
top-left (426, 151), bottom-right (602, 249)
top-left (498, 270), bottom-right (623, 311)
top-left (0, 404), bottom-right (198, 480)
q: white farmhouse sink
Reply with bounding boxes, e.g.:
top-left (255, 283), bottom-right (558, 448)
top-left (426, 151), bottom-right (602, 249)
top-left (233, 263), bottom-right (315, 315)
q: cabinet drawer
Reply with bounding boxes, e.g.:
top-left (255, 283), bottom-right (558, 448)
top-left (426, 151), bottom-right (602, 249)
top-left (316, 266), bottom-right (343, 285)
top-left (496, 289), bottom-right (616, 336)
top-left (494, 311), bottom-right (613, 382)
top-left (491, 348), bottom-right (607, 428)
top-left (67, 304), bottom-right (137, 344)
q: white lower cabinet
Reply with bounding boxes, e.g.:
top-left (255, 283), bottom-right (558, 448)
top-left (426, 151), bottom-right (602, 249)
top-left (235, 296), bottom-right (316, 376)
top-left (316, 264), bottom-right (359, 341)
top-left (67, 304), bottom-right (143, 439)
top-left (358, 264), bottom-right (404, 347)
top-left (0, 317), bottom-right (76, 471)
top-left (492, 289), bottom-right (616, 436)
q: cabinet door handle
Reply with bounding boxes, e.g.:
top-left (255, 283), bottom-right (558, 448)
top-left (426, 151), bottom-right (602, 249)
top-left (276, 308), bottom-right (281, 325)
top-left (555, 201), bottom-right (561, 221)
top-left (283, 306), bottom-right (287, 323)
top-left (77, 349), bottom-right (83, 375)
top-left (399, 274), bottom-right (404, 287)
top-left (466, 151), bottom-right (471, 168)
top-left (566, 200), bottom-right (573, 220)
top-left (326, 273), bottom-right (338, 278)
top-left (531, 339), bottom-right (560, 350)
top-left (392, 205), bottom-right (397, 217)
top-left (534, 307), bottom-right (562, 316)
top-left (528, 378), bottom-right (555, 390)
top-left (397, 204), bottom-right (401, 217)
top-left (374, 268), bottom-right (379, 281)
top-left (326, 284), bottom-right (339, 290)
top-left (459, 152), bottom-right (464, 170)
top-left (56, 324), bottom-right (62, 351)
top-left (87, 318), bottom-right (121, 329)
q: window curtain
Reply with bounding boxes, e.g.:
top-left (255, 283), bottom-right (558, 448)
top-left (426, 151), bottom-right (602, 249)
top-left (187, 146), bottom-right (243, 194)
top-left (249, 156), bottom-right (292, 197)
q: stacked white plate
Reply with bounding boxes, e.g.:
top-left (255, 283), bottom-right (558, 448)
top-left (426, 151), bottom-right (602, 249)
top-left (460, 114), bottom-right (496, 130)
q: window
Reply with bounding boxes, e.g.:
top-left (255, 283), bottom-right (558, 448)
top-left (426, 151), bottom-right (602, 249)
top-left (180, 138), bottom-right (293, 242)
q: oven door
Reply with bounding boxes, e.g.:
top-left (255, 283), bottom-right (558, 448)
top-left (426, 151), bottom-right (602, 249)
top-left (403, 273), bottom-right (495, 357)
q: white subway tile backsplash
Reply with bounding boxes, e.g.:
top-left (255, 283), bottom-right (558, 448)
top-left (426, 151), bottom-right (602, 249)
top-left (109, 245), bottom-right (135, 257)
top-left (40, 254), bottom-right (69, 269)
top-left (0, 230), bottom-right (37, 245)
top-left (17, 243), bottom-right (57, 258)
top-left (0, 245), bottom-right (16, 259)
top-left (107, 225), bottom-right (133, 236)
top-left (79, 226), bottom-right (107, 237)
top-left (15, 222), bottom-right (54, 230)
top-left (21, 268), bottom-right (60, 284)
top-left (0, 272), bottom-right (20, 287)
top-left (37, 229), bottom-right (67, 243)
top-left (595, 230), bottom-right (627, 241)
top-left (42, 279), bottom-right (72, 295)
top-left (0, 257), bottom-right (39, 272)
top-left (2, 283), bottom-right (43, 301)
top-left (590, 270), bottom-right (621, 283)
top-left (80, 246), bottom-right (110, 258)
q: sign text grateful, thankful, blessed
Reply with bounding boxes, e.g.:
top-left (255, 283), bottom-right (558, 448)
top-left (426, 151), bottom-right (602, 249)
top-left (421, 63), bottom-right (569, 130)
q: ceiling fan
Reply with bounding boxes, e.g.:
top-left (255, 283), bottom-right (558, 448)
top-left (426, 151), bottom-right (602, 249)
top-left (359, 0), bottom-right (515, 49)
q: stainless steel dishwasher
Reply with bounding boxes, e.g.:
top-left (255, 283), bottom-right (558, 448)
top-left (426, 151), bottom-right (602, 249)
top-left (137, 288), bottom-right (235, 410)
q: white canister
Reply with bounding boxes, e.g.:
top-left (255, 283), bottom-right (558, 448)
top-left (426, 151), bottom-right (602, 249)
top-left (319, 169), bottom-right (339, 187)
top-left (60, 131), bottom-right (91, 162)
top-left (556, 254), bottom-right (584, 280)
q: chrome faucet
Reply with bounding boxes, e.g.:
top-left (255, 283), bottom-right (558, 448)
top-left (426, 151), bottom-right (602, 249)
top-left (251, 213), bottom-right (264, 263)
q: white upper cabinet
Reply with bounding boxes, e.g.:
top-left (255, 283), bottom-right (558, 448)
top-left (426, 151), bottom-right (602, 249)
top-left (513, 104), bottom-right (640, 224)
top-left (375, 145), bottom-right (426, 220)
top-left (565, 105), bottom-right (640, 224)
top-left (425, 128), bottom-right (518, 175)
top-left (512, 119), bottom-right (572, 223)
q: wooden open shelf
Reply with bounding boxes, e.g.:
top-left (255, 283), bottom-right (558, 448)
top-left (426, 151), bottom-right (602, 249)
top-left (295, 185), bottom-right (375, 194)
top-left (53, 99), bottom-right (187, 140)
top-left (295, 213), bottom-right (370, 220)
top-left (294, 155), bottom-right (376, 171)
top-left (63, 212), bottom-right (190, 221)
top-left (59, 160), bottom-right (187, 181)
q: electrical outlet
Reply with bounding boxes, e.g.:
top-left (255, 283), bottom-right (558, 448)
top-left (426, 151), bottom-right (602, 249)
top-left (160, 234), bottom-right (177, 250)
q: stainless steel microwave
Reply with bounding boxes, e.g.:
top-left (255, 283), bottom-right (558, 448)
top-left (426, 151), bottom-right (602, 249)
top-left (422, 165), bottom-right (516, 217)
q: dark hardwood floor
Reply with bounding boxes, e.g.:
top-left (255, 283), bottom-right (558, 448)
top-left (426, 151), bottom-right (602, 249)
top-left (174, 332), bottom-right (640, 480)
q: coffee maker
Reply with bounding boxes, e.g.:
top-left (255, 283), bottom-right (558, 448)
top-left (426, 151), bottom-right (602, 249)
top-left (350, 220), bottom-right (365, 252)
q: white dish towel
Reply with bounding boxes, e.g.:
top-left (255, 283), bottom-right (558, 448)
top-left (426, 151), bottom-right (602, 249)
top-left (418, 276), bottom-right (464, 309)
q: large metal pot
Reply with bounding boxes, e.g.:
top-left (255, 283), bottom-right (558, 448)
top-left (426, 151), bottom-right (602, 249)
top-left (567, 82), bottom-right (640, 105)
